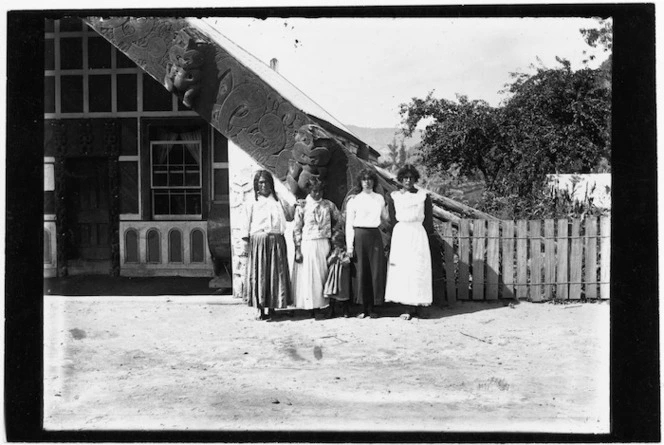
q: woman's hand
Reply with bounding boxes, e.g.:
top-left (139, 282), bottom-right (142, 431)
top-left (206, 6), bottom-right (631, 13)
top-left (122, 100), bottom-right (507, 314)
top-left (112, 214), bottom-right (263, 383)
top-left (294, 247), bottom-right (303, 263)
top-left (241, 237), bottom-right (250, 256)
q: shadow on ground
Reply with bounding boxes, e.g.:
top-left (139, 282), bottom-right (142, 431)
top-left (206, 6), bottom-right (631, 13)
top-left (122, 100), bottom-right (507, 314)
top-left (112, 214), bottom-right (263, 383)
top-left (260, 300), bottom-right (521, 322)
top-left (44, 275), bottom-right (520, 320)
top-left (44, 275), bottom-right (228, 296)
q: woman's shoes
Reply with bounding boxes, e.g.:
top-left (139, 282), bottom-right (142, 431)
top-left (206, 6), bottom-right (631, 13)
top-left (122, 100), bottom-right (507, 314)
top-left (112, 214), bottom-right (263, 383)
top-left (399, 313), bottom-right (412, 320)
top-left (357, 312), bottom-right (378, 319)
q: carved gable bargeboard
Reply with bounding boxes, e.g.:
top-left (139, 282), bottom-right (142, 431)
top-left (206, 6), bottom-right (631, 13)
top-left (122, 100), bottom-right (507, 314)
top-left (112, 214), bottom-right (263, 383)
top-left (84, 16), bottom-right (380, 206)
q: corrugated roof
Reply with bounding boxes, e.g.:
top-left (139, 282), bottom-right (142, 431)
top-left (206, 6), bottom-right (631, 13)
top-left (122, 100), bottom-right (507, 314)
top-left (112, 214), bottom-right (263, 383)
top-left (191, 18), bottom-right (366, 145)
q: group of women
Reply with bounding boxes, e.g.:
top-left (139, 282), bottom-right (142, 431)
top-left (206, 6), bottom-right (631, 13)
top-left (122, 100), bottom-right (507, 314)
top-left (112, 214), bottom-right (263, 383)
top-left (242, 165), bottom-right (434, 321)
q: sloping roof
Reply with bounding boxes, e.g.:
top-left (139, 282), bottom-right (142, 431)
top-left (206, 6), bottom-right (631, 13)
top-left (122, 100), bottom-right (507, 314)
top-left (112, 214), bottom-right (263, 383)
top-left (191, 18), bottom-right (379, 158)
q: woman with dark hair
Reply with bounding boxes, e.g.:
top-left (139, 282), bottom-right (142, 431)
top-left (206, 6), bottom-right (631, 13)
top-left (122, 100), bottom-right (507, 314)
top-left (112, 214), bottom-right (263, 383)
top-left (385, 164), bottom-right (434, 319)
top-left (345, 167), bottom-right (388, 318)
top-left (291, 177), bottom-right (341, 318)
top-left (242, 170), bottom-right (296, 320)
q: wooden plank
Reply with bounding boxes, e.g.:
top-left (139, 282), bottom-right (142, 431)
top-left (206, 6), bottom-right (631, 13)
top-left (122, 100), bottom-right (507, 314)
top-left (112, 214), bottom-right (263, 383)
top-left (516, 220), bottom-right (529, 300)
top-left (501, 220), bottom-right (515, 299)
top-left (585, 216), bottom-right (598, 300)
top-left (599, 215), bottom-right (611, 299)
top-left (544, 219), bottom-right (555, 301)
top-left (457, 220), bottom-right (470, 300)
top-left (569, 219), bottom-right (582, 300)
top-left (441, 222), bottom-right (456, 303)
top-left (472, 220), bottom-right (486, 300)
top-left (556, 219), bottom-right (569, 300)
top-left (486, 220), bottom-right (500, 300)
top-left (530, 220), bottom-right (542, 302)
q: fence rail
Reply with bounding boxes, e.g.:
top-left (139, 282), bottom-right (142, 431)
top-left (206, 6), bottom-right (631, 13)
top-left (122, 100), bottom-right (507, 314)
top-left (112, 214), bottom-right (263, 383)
top-left (437, 215), bottom-right (610, 302)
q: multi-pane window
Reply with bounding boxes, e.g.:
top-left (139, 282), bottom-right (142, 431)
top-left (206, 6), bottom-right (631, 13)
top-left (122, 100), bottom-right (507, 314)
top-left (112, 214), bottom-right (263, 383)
top-left (150, 131), bottom-right (202, 217)
top-left (43, 18), bottom-right (195, 118)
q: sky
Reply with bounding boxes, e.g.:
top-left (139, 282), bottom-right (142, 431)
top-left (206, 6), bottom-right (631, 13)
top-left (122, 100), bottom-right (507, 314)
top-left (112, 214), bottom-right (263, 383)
top-left (207, 16), bottom-right (609, 128)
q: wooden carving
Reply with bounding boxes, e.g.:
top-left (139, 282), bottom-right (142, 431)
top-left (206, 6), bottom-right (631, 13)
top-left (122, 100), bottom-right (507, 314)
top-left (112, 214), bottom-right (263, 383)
top-left (84, 16), bottom-right (370, 207)
top-left (164, 36), bottom-right (206, 107)
top-left (285, 124), bottom-right (333, 198)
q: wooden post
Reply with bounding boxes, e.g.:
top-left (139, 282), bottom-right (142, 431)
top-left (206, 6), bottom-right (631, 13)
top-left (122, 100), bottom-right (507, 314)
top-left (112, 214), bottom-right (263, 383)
top-left (556, 219), bottom-right (569, 300)
top-left (486, 220), bottom-right (500, 300)
top-left (569, 219), bottom-right (582, 300)
top-left (530, 220), bottom-right (542, 302)
top-left (544, 219), bottom-right (555, 301)
top-left (501, 220), bottom-right (515, 299)
top-left (472, 220), bottom-right (486, 300)
top-left (516, 220), bottom-right (528, 300)
top-left (585, 215), bottom-right (598, 300)
top-left (600, 215), bottom-right (611, 299)
top-left (458, 220), bottom-right (470, 300)
top-left (441, 222), bottom-right (456, 304)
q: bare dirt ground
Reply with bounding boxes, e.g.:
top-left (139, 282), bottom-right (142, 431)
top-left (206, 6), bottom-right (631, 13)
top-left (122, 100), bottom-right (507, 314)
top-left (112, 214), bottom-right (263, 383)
top-left (44, 296), bottom-right (609, 433)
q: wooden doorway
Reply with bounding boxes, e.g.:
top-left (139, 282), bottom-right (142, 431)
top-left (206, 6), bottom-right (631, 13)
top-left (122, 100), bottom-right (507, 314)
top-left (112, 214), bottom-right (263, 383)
top-left (65, 158), bottom-right (111, 272)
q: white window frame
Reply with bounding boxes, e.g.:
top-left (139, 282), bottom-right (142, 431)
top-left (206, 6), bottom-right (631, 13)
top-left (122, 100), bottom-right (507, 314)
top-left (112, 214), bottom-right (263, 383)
top-left (150, 139), bottom-right (203, 220)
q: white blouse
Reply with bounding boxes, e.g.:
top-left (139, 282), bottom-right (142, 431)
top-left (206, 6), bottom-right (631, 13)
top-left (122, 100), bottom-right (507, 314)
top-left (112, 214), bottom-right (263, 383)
top-left (391, 189), bottom-right (427, 223)
top-left (345, 191), bottom-right (387, 251)
top-left (243, 195), bottom-right (293, 237)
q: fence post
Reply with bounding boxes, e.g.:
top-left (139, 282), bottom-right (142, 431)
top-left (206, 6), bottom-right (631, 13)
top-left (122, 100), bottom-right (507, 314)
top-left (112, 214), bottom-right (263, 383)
top-left (600, 215), bottom-right (611, 299)
top-left (556, 219), bottom-right (569, 300)
top-left (585, 215), bottom-right (598, 300)
top-left (569, 219), bottom-right (582, 300)
top-left (501, 220), bottom-right (515, 299)
top-left (458, 220), bottom-right (470, 300)
top-left (530, 220), bottom-right (542, 302)
top-left (486, 220), bottom-right (500, 300)
top-left (441, 222), bottom-right (456, 304)
top-left (544, 219), bottom-right (556, 301)
top-left (472, 220), bottom-right (486, 300)
top-left (516, 220), bottom-right (529, 300)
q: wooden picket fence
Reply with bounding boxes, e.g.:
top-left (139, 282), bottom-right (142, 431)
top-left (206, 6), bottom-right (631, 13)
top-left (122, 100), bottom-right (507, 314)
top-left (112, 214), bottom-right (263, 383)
top-left (437, 215), bottom-right (610, 302)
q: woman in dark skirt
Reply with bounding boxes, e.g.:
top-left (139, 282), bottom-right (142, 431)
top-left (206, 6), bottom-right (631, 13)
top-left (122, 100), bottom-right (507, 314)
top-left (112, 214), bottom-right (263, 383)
top-left (242, 170), bottom-right (295, 320)
top-left (344, 168), bottom-right (388, 318)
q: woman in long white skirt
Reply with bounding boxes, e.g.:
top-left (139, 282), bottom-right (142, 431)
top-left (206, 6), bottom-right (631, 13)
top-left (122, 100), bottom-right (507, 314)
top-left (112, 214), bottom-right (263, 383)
top-left (292, 177), bottom-right (342, 318)
top-left (385, 164), bottom-right (434, 319)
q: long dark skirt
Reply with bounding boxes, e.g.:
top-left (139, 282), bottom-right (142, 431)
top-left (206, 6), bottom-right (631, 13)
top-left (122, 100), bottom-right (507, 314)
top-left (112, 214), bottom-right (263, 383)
top-left (351, 227), bottom-right (386, 306)
top-left (245, 232), bottom-right (292, 309)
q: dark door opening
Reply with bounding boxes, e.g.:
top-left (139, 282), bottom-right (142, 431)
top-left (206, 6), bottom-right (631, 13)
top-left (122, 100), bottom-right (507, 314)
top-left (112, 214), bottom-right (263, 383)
top-left (65, 158), bottom-right (111, 267)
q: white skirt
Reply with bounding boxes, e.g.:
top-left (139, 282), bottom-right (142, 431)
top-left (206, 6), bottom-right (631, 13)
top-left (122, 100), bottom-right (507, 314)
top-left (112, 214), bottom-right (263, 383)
top-left (291, 238), bottom-right (331, 309)
top-left (385, 222), bottom-right (433, 306)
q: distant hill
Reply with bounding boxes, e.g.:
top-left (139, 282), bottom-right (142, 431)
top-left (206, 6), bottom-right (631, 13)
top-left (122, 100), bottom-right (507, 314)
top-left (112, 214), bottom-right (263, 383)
top-left (346, 125), bottom-right (422, 160)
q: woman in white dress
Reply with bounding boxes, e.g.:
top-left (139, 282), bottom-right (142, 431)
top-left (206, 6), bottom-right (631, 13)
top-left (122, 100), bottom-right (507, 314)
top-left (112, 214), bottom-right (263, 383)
top-left (291, 177), bottom-right (341, 319)
top-left (385, 164), bottom-right (434, 319)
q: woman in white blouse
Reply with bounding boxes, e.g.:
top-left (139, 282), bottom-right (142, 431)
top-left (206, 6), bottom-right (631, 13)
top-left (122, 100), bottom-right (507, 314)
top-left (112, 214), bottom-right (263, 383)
top-left (242, 170), bottom-right (295, 321)
top-left (292, 177), bottom-right (342, 318)
top-left (345, 168), bottom-right (389, 318)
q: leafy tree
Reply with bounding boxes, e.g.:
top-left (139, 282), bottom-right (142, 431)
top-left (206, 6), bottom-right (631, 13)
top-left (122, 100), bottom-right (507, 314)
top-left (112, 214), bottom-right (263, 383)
top-left (397, 139), bottom-right (408, 167)
top-left (387, 136), bottom-right (399, 167)
top-left (580, 19), bottom-right (612, 53)
top-left (399, 58), bottom-right (611, 218)
top-left (400, 92), bottom-right (509, 191)
top-left (379, 136), bottom-right (411, 172)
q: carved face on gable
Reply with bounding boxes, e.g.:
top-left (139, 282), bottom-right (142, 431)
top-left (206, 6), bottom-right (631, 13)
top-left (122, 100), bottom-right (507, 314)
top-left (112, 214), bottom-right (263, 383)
top-left (180, 49), bottom-right (204, 69)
